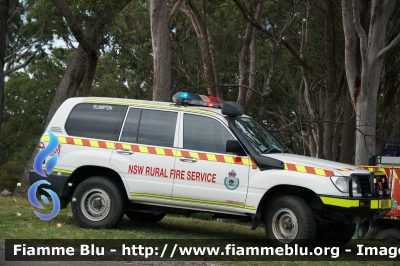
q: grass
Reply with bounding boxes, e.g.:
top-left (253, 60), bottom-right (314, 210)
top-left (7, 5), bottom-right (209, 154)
top-left (0, 196), bottom-right (399, 265)
top-left (0, 196), bottom-right (264, 240)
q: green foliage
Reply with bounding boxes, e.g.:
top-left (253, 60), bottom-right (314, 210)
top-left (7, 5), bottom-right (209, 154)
top-left (94, 1), bottom-right (153, 99)
top-left (0, 51), bottom-right (66, 191)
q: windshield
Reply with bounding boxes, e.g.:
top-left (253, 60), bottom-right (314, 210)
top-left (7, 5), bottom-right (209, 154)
top-left (234, 117), bottom-right (286, 154)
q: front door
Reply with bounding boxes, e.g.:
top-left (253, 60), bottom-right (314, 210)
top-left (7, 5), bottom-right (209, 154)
top-left (171, 112), bottom-right (251, 214)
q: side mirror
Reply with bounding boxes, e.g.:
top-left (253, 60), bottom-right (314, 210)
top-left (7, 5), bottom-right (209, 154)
top-left (226, 140), bottom-right (246, 156)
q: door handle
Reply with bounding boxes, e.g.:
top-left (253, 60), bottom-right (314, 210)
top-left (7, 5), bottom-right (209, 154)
top-left (179, 156), bottom-right (197, 163)
top-left (116, 149), bottom-right (134, 155)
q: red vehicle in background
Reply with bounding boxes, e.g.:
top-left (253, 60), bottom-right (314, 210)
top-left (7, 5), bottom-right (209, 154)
top-left (356, 142), bottom-right (400, 240)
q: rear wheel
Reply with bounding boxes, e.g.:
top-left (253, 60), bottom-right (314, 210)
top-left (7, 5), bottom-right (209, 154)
top-left (71, 176), bottom-right (126, 229)
top-left (264, 195), bottom-right (316, 246)
top-left (125, 210), bottom-right (166, 223)
top-left (315, 221), bottom-right (355, 246)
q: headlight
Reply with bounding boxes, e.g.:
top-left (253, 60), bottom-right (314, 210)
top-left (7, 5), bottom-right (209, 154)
top-left (330, 176), bottom-right (349, 193)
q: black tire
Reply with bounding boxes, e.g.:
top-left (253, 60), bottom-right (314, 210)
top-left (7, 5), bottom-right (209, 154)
top-left (375, 228), bottom-right (400, 243)
top-left (265, 195), bottom-right (316, 246)
top-left (125, 210), bottom-right (166, 223)
top-left (315, 221), bottom-right (355, 246)
top-left (71, 176), bottom-right (126, 229)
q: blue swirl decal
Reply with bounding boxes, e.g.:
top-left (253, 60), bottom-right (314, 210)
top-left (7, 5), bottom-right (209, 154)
top-left (46, 153), bottom-right (58, 175)
top-left (29, 130), bottom-right (61, 221)
top-left (33, 130), bottom-right (59, 177)
top-left (28, 180), bottom-right (60, 221)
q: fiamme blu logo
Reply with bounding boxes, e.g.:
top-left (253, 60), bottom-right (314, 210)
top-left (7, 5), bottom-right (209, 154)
top-left (28, 131), bottom-right (60, 221)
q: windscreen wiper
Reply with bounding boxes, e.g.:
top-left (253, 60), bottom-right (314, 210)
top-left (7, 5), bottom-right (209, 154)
top-left (262, 148), bottom-right (283, 154)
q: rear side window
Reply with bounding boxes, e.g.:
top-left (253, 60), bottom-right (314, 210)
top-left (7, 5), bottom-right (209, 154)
top-left (65, 103), bottom-right (127, 140)
top-left (120, 108), bottom-right (177, 147)
top-left (183, 114), bottom-right (234, 154)
top-left (120, 108), bottom-right (141, 143)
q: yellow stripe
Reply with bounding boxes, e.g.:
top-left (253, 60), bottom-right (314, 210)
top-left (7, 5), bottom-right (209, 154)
top-left (139, 146), bottom-right (149, 153)
top-left (242, 158), bottom-right (250, 166)
top-left (320, 196), bottom-right (359, 208)
top-left (106, 142), bottom-right (114, 149)
top-left (155, 148), bottom-right (165, 155)
top-left (130, 192), bottom-right (256, 210)
top-left (42, 135), bottom-right (50, 141)
top-left (74, 138), bottom-right (83, 146)
top-left (58, 137), bottom-right (67, 144)
top-left (224, 156), bottom-right (234, 164)
top-left (42, 167), bottom-right (72, 174)
top-left (83, 99), bottom-right (175, 109)
top-left (295, 165), bottom-right (307, 173)
top-left (173, 150), bottom-right (182, 157)
top-left (130, 192), bottom-right (171, 199)
top-left (173, 196), bottom-right (241, 207)
top-left (189, 152), bottom-right (200, 159)
top-left (370, 200), bottom-right (379, 209)
top-left (122, 144), bottom-right (131, 150)
top-left (82, 99), bottom-right (216, 115)
top-left (181, 107), bottom-right (215, 115)
top-left (89, 140), bottom-right (99, 147)
top-left (315, 168), bottom-right (326, 176)
top-left (206, 154), bottom-right (217, 162)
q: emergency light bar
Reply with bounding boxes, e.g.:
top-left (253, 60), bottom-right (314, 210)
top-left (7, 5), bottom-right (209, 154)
top-left (172, 92), bottom-right (222, 108)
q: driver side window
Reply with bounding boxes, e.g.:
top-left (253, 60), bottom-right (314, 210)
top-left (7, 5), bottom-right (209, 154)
top-left (183, 114), bottom-right (235, 154)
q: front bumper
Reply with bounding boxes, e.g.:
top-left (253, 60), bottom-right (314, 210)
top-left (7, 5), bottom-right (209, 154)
top-left (319, 195), bottom-right (392, 220)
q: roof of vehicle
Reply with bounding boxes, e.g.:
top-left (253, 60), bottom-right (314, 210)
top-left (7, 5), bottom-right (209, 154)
top-left (70, 96), bottom-right (226, 117)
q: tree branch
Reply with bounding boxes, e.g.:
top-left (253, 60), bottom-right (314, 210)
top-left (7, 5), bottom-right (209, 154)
top-left (376, 32), bottom-right (400, 60)
top-left (51, 0), bottom-right (131, 54)
top-left (4, 47), bottom-right (41, 76)
top-left (168, 0), bottom-right (184, 27)
top-left (352, 0), bottom-right (368, 65)
top-left (50, 0), bottom-right (94, 53)
top-left (232, 0), bottom-right (324, 79)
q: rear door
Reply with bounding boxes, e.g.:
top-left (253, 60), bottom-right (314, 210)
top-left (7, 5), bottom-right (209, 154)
top-left (110, 107), bottom-right (180, 203)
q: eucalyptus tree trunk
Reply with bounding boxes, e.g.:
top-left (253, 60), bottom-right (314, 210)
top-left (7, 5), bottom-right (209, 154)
top-left (237, 20), bottom-right (253, 107)
top-left (237, 0), bottom-right (253, 107)
top-left (182, 0), bottom-right (220, 99)
top-left (341, 0), bottom-right (400, 165)
top-left (321, 0), bottom-right (336, 160)
top-left (244, 1), bottom-right (264, 116)
top-left (150, 0), bottom-right (171, 102)
top-left (339, 88), bottom-right (356, 163)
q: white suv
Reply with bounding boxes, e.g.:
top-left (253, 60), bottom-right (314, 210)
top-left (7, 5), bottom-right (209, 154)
top-left (30, 92), bottom-right (391, 246)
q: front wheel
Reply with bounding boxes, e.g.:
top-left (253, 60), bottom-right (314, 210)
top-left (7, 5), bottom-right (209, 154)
top-left (71, 176), bottom-right (126, 229)
top-left (264, 195), bottom-right (316, 246)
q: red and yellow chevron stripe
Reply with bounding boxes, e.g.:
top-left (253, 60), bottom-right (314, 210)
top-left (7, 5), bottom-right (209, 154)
top-left (42, 135), bottom-right (255, 167)
top-left (358, 165), bottom-right (400, 179)
top-left (284, 163), bottom-right (334, 177)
